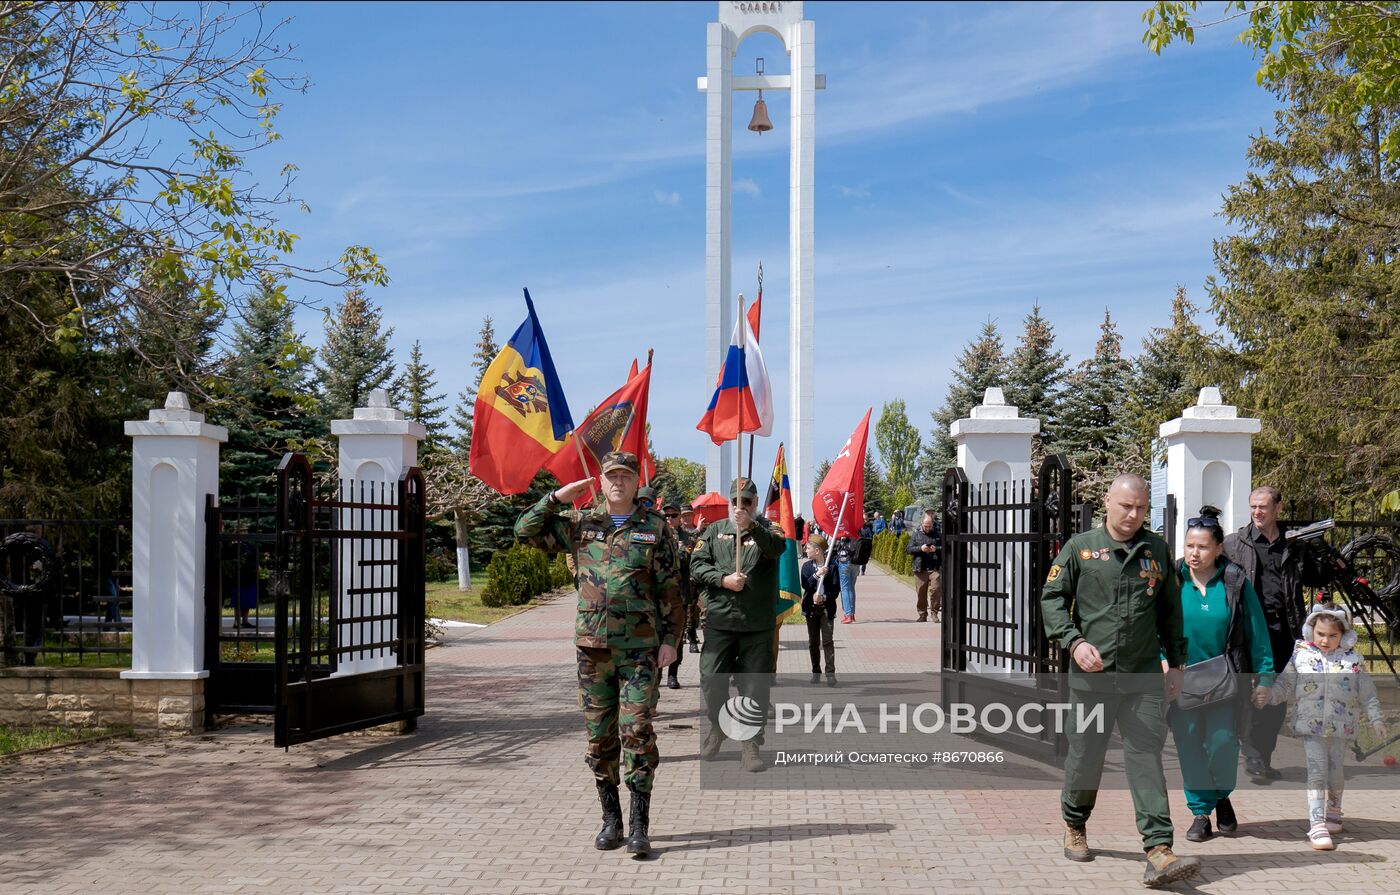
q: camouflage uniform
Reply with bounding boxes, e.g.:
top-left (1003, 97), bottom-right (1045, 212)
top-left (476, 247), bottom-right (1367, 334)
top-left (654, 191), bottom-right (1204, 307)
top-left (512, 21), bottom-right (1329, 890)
top-left (514, 456), bottom-right (684, 794)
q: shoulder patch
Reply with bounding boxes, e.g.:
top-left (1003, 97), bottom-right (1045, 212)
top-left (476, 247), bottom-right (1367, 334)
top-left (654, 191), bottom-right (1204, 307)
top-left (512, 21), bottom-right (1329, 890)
top-left (630, 532), bottom-right (657, 544)
top-left (1047, 564), bottom-right (1062, 583)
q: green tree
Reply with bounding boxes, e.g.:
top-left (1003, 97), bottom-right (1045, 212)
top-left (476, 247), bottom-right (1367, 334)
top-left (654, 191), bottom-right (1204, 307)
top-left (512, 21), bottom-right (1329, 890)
top-left (653, 456), bottom-right (706, 507)
top-left (875, 399), bottom-right (921, 496)
top-left (1058, 310), bottom-right (1142, 491)
top-left (394, 340), bottom-right (448, 448)
top-left (1004, 303), bottom-right (1069, 448)
top-left (1145, 1), bottom-right (1400, 158)
top-left (220, 280), bottom-right (322, 500)
top-left (1124, 287), bottom-right (1216, 464)
top-left (863, 452), bottom-right (890, 519)
top-left (0, 2), bottom-right (385, 361)
top-left (451, 315), bottom-right (498, 455)
top-left (1205, 61), bottom-right (1400, 504)
top-left (917, 320), bottom-right (1005, 504)
top-left (316, 287), bottom-right (396, 422)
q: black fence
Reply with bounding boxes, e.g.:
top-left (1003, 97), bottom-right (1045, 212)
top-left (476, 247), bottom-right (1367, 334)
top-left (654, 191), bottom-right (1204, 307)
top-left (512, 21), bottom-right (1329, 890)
top-left (0, 517), bottom-right (132, 668)
top-left (204, 495), bottom-right (281, 719)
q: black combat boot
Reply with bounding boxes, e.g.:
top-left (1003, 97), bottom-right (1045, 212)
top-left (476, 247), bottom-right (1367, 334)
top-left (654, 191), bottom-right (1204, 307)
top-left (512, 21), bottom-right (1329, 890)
top-left (594, 780), bottom-right (624, 850)
top-left (625, 784), bottom-right (651, 856)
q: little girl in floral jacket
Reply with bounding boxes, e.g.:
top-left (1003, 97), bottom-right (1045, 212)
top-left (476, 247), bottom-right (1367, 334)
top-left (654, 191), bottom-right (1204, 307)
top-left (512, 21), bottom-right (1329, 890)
top-left (1259, 603), bottom-right (1386, 850)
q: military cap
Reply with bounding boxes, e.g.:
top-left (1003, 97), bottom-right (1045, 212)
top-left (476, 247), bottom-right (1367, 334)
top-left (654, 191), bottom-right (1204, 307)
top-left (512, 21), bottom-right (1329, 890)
top-left (600, 451), bottom-right (640, 476)
top-left (807, 533), bottom-right (829, 551)
top-left (637, 485), bottom-right (657, 509)
top-left (662, 501), bottom-right (681, 512)
top-left (729, 477), bottom-right (758, 500)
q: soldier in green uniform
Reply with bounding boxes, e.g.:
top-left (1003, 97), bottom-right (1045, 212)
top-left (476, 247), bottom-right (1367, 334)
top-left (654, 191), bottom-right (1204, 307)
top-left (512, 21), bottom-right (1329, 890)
top-left (1040, 474), bottom-right (1200, 888)
top-left (689, 476), bottom-right (786, 772)
top-left (662, 502), bottom-right (697, 689)
top-left (680, 505), bottom-right (704, 652)
top-left (514, 451), bottom-right (684, 857)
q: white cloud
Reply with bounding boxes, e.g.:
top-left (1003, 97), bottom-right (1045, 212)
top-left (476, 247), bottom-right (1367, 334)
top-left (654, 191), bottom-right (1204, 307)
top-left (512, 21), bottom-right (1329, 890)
top-left (734, 178), bottom-right (762, 197)
top-left (837, 185), bottom-right (870, 200)
top-left (654, 190), bottom-right (682, 206)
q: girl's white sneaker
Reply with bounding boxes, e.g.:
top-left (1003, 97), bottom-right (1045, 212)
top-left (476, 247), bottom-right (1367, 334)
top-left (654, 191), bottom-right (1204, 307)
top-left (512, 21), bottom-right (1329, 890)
top-left (1309, 824), bottom-right (1335, 850)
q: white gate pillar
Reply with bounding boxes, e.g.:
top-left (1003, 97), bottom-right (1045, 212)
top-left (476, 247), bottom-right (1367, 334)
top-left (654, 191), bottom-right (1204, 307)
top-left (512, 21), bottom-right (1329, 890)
top-left (330, 389), bottom-right (425, 674)
top-left (951, 388), bottom-right (1040, 676)
top-left (1160, 387), bottom-right (1261, 552)
top-left (123, 392), bottom-right (227, 681)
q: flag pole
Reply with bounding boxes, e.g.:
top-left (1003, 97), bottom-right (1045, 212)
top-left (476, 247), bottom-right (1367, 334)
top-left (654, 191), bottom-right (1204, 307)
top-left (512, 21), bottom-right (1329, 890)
top-left (572, 434), bottom-right (598, 504)
top-left (735, 292), bottom-right (746, 576)
top-left (823, 491), bottom-right (852, 568)
top-left (747, 263), bottom-right (762, 482)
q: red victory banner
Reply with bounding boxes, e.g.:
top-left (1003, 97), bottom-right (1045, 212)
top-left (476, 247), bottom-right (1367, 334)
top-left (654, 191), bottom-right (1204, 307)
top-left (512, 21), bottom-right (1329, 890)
top-left (812, 408), bottom-right (872, 541)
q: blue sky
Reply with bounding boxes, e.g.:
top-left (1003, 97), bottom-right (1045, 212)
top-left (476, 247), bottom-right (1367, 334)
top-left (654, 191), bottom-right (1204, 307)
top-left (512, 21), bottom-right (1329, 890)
top-left (248, 1), bottom-right (1277, 471)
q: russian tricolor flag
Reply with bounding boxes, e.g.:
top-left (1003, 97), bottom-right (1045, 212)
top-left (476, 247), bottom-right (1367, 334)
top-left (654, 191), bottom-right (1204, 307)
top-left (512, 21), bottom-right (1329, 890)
top-left (696, 303), bottom-right (773, 445)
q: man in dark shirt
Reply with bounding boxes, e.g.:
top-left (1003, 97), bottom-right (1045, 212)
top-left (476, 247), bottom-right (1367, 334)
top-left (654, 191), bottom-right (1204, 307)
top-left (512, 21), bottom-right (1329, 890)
top-left (1222, 485), bottom-right (1315, 782)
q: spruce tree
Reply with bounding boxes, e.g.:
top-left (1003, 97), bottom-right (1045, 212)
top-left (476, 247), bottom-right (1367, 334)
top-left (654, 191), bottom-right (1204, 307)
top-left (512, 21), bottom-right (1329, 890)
top-left (1004, 303), bottom-right (1069, 448)
top-left (316, 287), bottom-right (396, 422)
top-left (1208, 60), bottom-right (1400, 505)
top-left (221, 281), bottom-right (322, 500)
top-left (450, 316), bottom-right (498, 455)
top-left (917, 320), bottom-right (1005, 503)
top-left (394, 340), bottom-right (449, 448)
top-left (1057, 310), bottom-right (1140, 490)
top-left (1125, 287), bottom-right (1214, 464)
top-left (862, 452), bottom-right (890, 520)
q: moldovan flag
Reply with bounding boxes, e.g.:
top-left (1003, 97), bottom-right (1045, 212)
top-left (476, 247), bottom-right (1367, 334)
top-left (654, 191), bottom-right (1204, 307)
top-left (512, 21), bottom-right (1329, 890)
top-left (468, 290), bottom-right (575, 495)
top-left (696, 303), bottom-right (773, 444)
top-left (546, 360), bottom-right (654, 505)
top-left (812, 408), bottom-right (872, 538)
top-left (766, 444), bottom-right (802, 622)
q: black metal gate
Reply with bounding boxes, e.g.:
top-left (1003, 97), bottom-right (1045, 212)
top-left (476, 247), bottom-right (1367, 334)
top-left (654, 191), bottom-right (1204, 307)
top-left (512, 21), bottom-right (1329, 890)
top-left (274, 453), bottom-right (426, 747)
top-left (204, 494), bottom-right (280, 719)
top-left (940, 454), bottom-right (1083, 762)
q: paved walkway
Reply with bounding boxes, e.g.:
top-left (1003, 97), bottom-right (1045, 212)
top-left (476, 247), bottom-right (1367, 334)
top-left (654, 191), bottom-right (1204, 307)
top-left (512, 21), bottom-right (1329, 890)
top-left (3, 566), bottom-right (1398, 894)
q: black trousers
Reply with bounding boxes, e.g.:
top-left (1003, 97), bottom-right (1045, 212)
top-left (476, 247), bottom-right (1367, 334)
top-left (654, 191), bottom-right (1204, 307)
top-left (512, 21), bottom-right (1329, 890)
top-left (1241, 630), bottom-right (1296, 765)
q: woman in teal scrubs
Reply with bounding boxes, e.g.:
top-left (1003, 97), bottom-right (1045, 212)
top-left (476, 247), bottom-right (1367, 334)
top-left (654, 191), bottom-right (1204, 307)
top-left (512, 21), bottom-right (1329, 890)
top-left (1168, 506), bottom-right (1275, 842)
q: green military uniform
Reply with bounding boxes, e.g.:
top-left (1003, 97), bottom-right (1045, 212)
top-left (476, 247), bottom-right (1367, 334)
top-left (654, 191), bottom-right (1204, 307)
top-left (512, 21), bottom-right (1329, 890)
top-left (689, 478), bottom-right (786, 746)
top-left (514, 457), bottom-right (685, 794)
top-left (1040, 523), bottom-right (1188, 851)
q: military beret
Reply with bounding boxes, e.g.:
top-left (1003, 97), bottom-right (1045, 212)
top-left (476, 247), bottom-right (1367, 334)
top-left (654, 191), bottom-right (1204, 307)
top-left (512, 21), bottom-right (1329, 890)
top-left (729, 477), bottom-right (758, 500)
top-left (600, 451), bottom-right (639, 476)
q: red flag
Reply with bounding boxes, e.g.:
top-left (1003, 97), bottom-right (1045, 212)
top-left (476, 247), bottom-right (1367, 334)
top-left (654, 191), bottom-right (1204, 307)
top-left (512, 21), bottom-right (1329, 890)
top-left (747, 291), bottom-right (762, 343)
top-left (812, 408), bottom-right (872, 539)
top-left (628, 358), bottom-right (639, 380)
top-left (546, 361), bottom-right (654, 504)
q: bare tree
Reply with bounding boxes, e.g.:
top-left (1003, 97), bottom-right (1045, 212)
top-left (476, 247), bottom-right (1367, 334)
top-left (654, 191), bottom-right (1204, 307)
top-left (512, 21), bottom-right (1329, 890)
top-left (422, 448), bottom-right (497, 590)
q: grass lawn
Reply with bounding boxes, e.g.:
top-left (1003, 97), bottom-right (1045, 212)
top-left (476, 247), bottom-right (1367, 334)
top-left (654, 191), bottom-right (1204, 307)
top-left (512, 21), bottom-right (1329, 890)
top-left (0, 725), bottom-right (127, 757)
top-left (426, 573), bottom-right (562, 626)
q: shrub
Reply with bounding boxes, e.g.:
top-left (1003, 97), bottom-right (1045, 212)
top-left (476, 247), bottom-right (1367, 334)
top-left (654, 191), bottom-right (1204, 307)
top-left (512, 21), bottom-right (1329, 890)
top-left (481, 543), bottom-right (573, 607)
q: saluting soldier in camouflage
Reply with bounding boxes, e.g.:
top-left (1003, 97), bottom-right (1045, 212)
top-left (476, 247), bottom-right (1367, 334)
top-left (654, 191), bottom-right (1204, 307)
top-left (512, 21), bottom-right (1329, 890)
top-left (514, 451), bottom-right (684, 857)
top-left (662, 501), bottom-right (698, 689)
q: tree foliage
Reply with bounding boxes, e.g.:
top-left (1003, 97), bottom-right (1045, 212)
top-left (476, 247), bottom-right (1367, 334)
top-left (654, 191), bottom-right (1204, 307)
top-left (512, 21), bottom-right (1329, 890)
top-left (1056, 310), bottom-right (1144, 492)
top-left (395, 340), bottom-right (448, 448)
top-left (917, 320), bottom-right (1005, 503)
top-left (653, 456), bottom-right (706, 507)
top-left (1124, 287), bottom-right (1215, 464)
top-left (1004, 303), bottom-right (1069, 448)
top-left (874, 399), bottom-right (920, 496)
top-left (1145, 1), bottom-right (1400, 158)
top-left (316, 287), bottom-right (395, 422)
top-left (0, 2), bottom-right (385, 372)
top-left (451, 315), bottom-right (497, 455)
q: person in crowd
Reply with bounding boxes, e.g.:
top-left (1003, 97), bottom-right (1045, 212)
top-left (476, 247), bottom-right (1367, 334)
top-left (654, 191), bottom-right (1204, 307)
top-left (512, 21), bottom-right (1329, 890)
top-left (872, 512), bottom-right (887, 535)
top-left (1256, 603), bottom-right (1387, 850)
top-left (1041, 473), bottom-right (1200, 887)
top-left (690, 477), bottom-right (786, 772)
top-left (891, 511), bottom-right (906, 535)
top-left (800, 534), bottom-right (839, 686)
top-left (1166, 507), bottom-right (1274, 844)
top-left (662, 502), bottom-right (699, 687)
top-left (833, 532), bottom-right (858, 624)
top-left (906, 511), bottom-right (942, 623)
top-left (1223, 485), bottom-right (1329, 783)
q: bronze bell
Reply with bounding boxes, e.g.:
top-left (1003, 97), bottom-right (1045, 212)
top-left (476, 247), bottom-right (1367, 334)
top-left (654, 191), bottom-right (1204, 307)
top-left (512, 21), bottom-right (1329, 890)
top-left (748, 91), bottom-right (773, 134)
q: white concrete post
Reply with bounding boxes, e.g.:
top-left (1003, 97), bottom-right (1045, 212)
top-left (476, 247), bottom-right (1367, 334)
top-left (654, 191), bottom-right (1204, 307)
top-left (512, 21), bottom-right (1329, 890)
top-left (122, 392), bottom-right (227, 681)
top-left (330, 389), bottom-right (425, 675)
top-left (703, 17), bottom-right (735, 495)
top-left (950, 388), bottom-right (1040, 677)
top-left (1160, 387), bottom-right (1261, 553)
top-left (788, 15), bottom-right (816, 513)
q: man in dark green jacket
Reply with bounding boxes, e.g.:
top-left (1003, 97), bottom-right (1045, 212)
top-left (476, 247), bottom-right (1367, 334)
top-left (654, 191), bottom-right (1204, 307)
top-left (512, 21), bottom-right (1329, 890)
top-left (1040, 473), bottom-right (1200, 889)
top-left (689, 476), bottom-right (786, 772)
